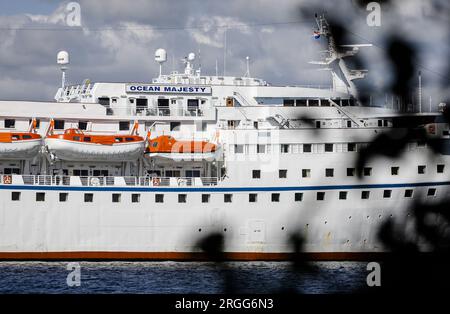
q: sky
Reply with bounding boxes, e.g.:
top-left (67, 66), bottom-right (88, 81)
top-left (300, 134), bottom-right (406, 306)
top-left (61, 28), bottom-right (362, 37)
top-left (0, 0), bottom-right (448, 105)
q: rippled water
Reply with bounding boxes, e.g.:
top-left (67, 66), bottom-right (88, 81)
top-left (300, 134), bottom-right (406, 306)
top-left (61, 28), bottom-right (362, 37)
top-left (0, 261), bottom-right (367, 294)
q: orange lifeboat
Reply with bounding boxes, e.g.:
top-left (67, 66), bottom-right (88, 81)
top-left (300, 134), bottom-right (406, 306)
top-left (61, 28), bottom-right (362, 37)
top-left (146, 135), bottom-right (217, 154)
top-left (0, 118), bottom-right (42, 159)
top-left (45, 120), bottom-right (145, 161)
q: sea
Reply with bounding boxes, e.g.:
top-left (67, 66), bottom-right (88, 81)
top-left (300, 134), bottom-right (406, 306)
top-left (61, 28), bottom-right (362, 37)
top-left (0, 261), bottom-right (368, 294)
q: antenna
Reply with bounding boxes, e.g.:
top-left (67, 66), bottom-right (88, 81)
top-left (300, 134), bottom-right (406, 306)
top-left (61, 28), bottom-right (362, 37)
top-left (244, 56), bottom-right (250, 77)
top-left (197, 49), bottom-right (201, 76)
top-left (418, 71), bottom-right (422, 113)
top-left (215, 59), bottom-right (218, 76)
top-left (57, 51), bottom-right (69, 88)
top-left (155, 48), bottom-right (167, 77)
top-left (223, 26), bottom-right (227, 76)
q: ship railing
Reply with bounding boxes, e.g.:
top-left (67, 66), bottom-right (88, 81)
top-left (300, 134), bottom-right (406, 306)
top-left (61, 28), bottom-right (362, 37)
top-left (12, 175), bottom-right (220, 187)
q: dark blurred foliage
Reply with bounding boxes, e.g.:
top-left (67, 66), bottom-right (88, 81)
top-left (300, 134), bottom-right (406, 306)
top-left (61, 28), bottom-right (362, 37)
top-left (194, 2), bottom-right (450, 294)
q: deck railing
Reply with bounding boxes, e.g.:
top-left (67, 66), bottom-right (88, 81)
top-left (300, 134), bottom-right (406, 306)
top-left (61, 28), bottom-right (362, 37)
top-left (2, 175), bottom-right (219, 187)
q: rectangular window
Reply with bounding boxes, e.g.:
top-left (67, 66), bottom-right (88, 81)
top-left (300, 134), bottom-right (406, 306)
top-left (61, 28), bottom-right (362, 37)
top-left (249, 193), bottom-right (257, 203)
top-left (283, 99), bottom-right (295, 106)
top-left (112, 193), bottom-right (121, 203)
top-left (347, 168), bottom-right (355, 176)
top-left (271, 193), bottom-right (280, 202)
top-left (315, 121), bottom-right (321, 128)
top-left (78, 121), bottom-right (88, 130)
top-left (361, 191), bottom-right (370, 199)
top-left (303, 144), bottom-right (312, 153)
top-left (404, 189), bottom-right (413, 198)
top-left (11, 192), bottom-right (21, 201)
top-left (363, 167), bottom-right (372, 176)
top-left (119, 121), bottom-right (130, 131)
top-left (59, 193), bottom-right (68, 202)
top-left (281, 144), bottom-right (290, 153)
top-left (418, 165), bottom-right (426, 174)
top-left (325, 168), bottom-right (334, 177)
top-left (178, 194), bottom-right (187, 203)
top-left (427, 188), bottom-right (436, 196)
top-left (84, 193), bottom-right (93, 202)
top-left (347, 120), bottom-right (352, 128)
top-left (252, 170), bottom-right (261, 179)
top-left (347, 143), bottom-right (356, 152)
top-left (339, 191), bottom-right (347, 200)
top-left (317, 192), bottom-right (325, 201)
top-left (224, 194), bottom-right (232, 203)
top-left (325, 143), bottom-right (334, 152)
top-left (257, 144), bottom-right (266, 154)
top-left (378, 120), bottom-right (383, 127)
top-left (131, 194), bottom-right (140, 203)
top-left (295, 193), bottom-right (303, 202)
top-left (36, 192), bottom-right (45, 202)
top-left (391, 167), bottom-right (399, 175)
top-left (4, 119), bottom-right (15, 128)
top-left (54, 120), bottom-right (65, 130)
top-left (383, 190), bottom-right (392, 198)
top-left (155, 194), bottom-right (164, 203)
top-left (170, 122), bottom-right (181, 131)
top-left (234, 145), bottom-right (243, 154)
top-left (437, 164), bottom-right (445, 173)
top-left (202, 194), bottom-right (210, 203)
top-left (302, 169), bottom-right (311, 178)
top-left (279, 169), bottom-right (287, 178)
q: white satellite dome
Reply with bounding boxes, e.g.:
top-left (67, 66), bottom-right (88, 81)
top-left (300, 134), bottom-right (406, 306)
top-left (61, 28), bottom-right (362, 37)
top-left (187, 52), bottom-right (195, 61)
top-left (155, 48), bottom-right (167, 64)
top-left (57, 51), bottom-right (69, 65)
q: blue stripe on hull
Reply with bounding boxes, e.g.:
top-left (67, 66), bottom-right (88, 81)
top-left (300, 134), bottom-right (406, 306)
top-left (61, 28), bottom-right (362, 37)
top-left (0, 181), bottom-right (449, 192)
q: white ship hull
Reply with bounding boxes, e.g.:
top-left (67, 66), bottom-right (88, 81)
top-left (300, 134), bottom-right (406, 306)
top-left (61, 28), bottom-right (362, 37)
top-left (0, 139), bottom-right (42, 160)
top-left (45, 138), bottom-right (145, 162)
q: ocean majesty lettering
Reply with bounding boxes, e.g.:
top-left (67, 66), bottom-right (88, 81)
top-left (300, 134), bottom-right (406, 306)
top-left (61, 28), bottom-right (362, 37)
top-left (126, 84), bottom-right (211, 94)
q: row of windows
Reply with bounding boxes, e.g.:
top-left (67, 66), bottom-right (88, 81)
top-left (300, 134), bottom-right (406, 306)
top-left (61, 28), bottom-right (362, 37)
top-left (1, 119), bottom-right (130, 131)
top-left (11, 188), bottom-right (437, 203)
top-left (252, 164), bottom-right (445, 179)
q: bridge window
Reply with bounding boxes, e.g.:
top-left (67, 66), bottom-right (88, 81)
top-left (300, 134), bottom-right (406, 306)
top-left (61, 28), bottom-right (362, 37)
top-left (54, 120), bottom-right (65, 130)
top-left (36, 192), bottom-right (45, 202)
top-left (119, 121), bottom-right (130, 131)
top-left (257, 144), bottom-right (266, 153)
top-left (4, 119), bottom-right (15, 128)
top-left (309, 99), bottom-right (319, 107)
top-left (295, 193), bottom-right (303, 202)
top-left (283, 99), bottom-right (295, 106)
top-left (136, 98), bottom-right (148, 114)
top-left (11, 192), bottom-right (21, 201)
top-left (187, 99), bottom-right (199, 111)
top-left (249, 193), bottom-right (257, 203)
top-left (321, 99), bottom-right (330, 106)
top-left (296, 99), bottom-right (307, 106)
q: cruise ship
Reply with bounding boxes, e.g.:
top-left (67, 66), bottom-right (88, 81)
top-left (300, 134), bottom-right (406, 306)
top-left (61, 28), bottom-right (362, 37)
top-left (0, 15), bottom-right (448, 260)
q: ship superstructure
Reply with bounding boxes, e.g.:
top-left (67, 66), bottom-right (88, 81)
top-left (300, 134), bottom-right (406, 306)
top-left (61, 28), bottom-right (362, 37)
top-left (0, 15), bottom-right (448, 260)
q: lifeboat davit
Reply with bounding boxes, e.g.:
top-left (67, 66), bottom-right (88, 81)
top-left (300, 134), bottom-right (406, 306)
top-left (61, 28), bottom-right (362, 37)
top-left (145, 135), bottom-right (217, 160)
top-left (0, 132), bottom-right (42, 159)
top-left (45, 128), bottom-right (145, 162)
